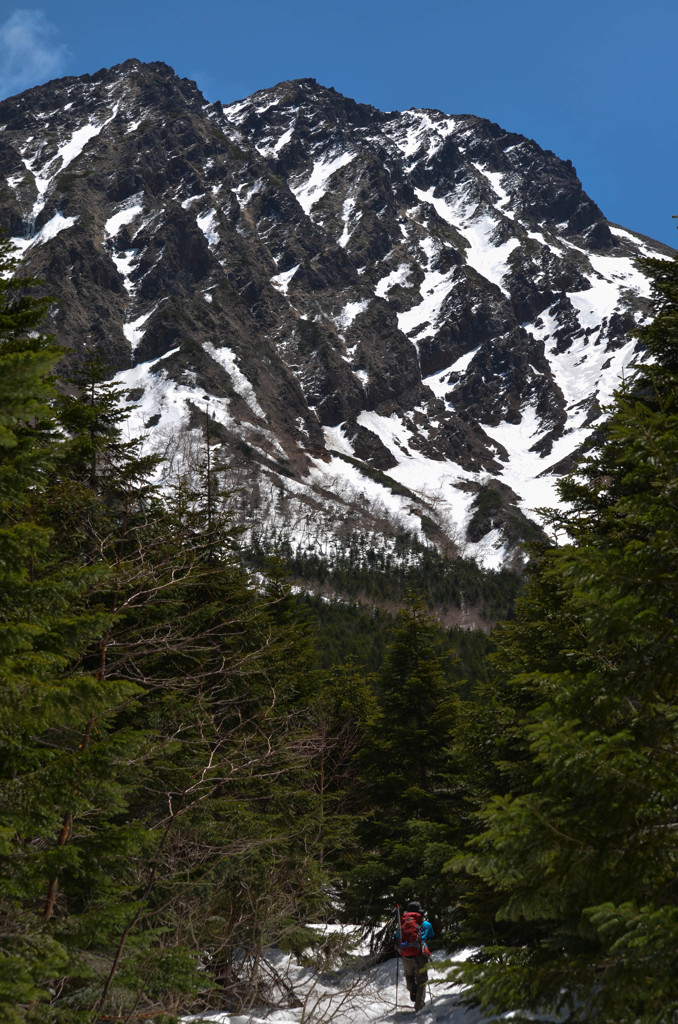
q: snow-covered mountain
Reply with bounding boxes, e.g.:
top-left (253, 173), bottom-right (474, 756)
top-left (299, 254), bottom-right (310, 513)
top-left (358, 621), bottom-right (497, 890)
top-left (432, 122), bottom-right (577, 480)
top-left (2, 60), bottom-right (673, 570)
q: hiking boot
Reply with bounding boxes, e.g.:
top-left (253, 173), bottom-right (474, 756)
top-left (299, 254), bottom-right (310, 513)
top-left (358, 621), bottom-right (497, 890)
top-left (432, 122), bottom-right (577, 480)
top-left (414, 985), bottom-right (426, 1011)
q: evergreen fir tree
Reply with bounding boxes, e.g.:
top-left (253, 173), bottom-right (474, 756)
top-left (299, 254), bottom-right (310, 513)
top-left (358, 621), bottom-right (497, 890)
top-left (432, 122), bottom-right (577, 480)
top-left (52, 459), bottom-right (355, 1015)
top-left (344, 598), bottom-right (462, 936)
top-left (305, 658), bottom-right (378, 870)
top-left (451, 244), bottom-right (678, 1023)
top-left (54, 342), bottom-right (159, 500)
top-left (0, 239), bottom-right (150, 1022)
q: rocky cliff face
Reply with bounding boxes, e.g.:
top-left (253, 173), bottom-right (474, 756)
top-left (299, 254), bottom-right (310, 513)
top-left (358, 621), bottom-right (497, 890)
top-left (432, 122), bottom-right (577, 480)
top-left (1, 60), bottom-right (673, 569)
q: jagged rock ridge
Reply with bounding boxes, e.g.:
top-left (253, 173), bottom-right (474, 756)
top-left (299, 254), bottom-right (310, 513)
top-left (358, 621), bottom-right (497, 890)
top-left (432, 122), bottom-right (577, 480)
top-left (1, 60), bottom-right (674, 570)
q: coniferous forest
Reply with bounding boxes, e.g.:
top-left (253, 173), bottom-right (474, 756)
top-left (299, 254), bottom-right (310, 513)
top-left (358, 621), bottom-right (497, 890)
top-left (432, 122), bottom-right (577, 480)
top-left (2, 229), bottom-right (678, 1023)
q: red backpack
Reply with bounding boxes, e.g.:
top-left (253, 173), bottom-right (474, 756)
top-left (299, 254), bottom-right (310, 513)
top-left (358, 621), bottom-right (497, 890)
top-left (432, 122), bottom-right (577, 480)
top-left (400, 911), bottom-right (423, 957)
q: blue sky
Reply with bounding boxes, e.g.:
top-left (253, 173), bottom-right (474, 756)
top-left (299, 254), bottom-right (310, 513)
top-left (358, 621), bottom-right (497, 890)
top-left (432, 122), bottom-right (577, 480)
top-left (1, 0), bottom-right (676, 246)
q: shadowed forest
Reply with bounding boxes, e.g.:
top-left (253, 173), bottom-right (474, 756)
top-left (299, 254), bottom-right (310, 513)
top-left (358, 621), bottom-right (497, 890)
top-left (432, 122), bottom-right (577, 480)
top-left (2, 233), bottom-right (678, 1023)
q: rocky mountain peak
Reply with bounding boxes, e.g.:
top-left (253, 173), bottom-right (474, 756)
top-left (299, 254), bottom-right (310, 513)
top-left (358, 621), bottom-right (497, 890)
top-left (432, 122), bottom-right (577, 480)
top-left (1, 61), bottom-right (673, 575)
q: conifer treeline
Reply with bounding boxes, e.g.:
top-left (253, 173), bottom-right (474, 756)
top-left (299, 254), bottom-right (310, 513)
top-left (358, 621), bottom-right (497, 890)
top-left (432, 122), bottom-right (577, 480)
top-left (448, 243), bottom-right (678, 1023)
top-left (2, 233), bottom-right (678, 1024)
top-left (0, 235), bottom-right (468, 1021)
top-left (0, 235), bottom-right (339, 1020)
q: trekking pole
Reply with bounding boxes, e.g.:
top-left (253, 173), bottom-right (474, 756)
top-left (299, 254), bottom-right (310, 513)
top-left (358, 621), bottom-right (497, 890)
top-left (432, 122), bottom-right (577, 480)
top-left (395, 903), bottom-right (402, 1010)
top-left (426, 958), bottom-right (434, 1013)
top-left (424, 921), bottom-right (434, 1015)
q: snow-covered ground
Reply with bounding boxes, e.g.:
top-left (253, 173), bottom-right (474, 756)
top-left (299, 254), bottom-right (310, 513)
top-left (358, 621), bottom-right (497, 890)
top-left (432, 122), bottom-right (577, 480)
top-left (183, 935), bottom-right (485, 1024)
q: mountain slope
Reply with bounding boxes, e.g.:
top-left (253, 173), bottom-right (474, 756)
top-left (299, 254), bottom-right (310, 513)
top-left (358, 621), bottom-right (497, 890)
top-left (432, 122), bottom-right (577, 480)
top-left (1, 60), bottom-right (673, 571)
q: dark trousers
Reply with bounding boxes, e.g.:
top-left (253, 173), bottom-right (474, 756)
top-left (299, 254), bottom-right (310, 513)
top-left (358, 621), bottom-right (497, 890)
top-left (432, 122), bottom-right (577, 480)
top-left (402, 953), bottom-right (429, 1010)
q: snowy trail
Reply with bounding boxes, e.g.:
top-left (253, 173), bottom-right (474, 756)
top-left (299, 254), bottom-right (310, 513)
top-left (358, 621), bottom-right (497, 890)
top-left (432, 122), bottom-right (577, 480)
top-left (183, 952), bottom-right (486, 1024)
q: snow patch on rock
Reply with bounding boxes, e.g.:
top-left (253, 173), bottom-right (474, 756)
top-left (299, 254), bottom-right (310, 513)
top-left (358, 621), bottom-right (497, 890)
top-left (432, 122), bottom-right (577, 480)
top-left (290, 152), bottom-right (356, 214)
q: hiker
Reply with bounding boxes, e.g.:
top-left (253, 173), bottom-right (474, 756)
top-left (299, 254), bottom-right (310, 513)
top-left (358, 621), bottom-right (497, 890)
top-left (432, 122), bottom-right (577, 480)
top-left (397, 900), bottom-right (434, 1011)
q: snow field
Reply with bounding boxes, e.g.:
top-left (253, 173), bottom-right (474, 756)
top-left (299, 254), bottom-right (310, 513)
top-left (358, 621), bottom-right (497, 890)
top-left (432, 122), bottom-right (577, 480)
top-left (471, 163), bottom-right (514, 217)
top-left (334, 300), bottom-right (371, 329)
top-left (388, 110), bottom-right (459, 163)
top-left (122, 307), bottom-right (157, 350)
top-left (114, 334), bottom-right (572, 571)
top-left (530, 306), bottom-right (638, 416)
top-left (17, 105), bottom-right (119, 228)
top-left (181, 933), bottom-right (482, 1024)
top-left (104, 199), bottom-right (144, 238)
top-left (397, 265), bottom-right (456, 340)
top-left (112, 251), bottom-right (138, 291)
top-left (338, 196), bottom-right (361, 248)
top-left (481, 407), bottom-right (568, 514)
top-left (290, 152), bottom-right (356, 215)
top-left (111, 356), bottom-right (443, 571)
top-left (116, 347), bottom-right (274, 444)
top-left (232, 179), bottom-right (265, 207)
top-left (204, 342), bottom-right (267, 419)
top-left (271, 265), bottom-right (301, 295)
top-left (10, 212), bottom-right (77, 255)
top-left (103, 197), bottom-right (150, 296)
top-left (255, 120), bottom-right (297, 158)
top-left (197, 209), bottom-right (220, 249)
top-left (324, 417), bottom-right (512, 570)
top-left (375, 264), bottom-right (413, 298)
top-left (413, 187), bottom-right (519, 296)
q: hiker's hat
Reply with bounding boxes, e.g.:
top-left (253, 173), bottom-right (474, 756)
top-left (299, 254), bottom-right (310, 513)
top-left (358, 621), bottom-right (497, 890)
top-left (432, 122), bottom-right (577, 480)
top-left (405, 900), bottom-right (423, 913)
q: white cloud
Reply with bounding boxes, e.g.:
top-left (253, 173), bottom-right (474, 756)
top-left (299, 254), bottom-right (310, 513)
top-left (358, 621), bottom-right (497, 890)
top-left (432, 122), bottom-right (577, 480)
top-left (0, 9), bottom-right (68, 100)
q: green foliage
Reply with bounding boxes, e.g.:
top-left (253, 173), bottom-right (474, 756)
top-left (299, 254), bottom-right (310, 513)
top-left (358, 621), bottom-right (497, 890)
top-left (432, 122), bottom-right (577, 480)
top-left (253, 536), bottom-right (521, 625)
top-left (0, 238), bottom-right (148, 1020)
top-left (299, 594), bottom-right (492, 687)
top-left (0, 223), bottom-right (549, 1019)
top-left (299, 595), bottom-right (395, 672)
top-left (466, 484), bottom-right (545, 548)
top-left (450, 245), bottom-right (678, 1022)
top-left (0, 241), bottom-right (371, 1018)
top-left (342, 599), bottom-right (465, 937)
top-left (55, 343), bottom-right (159, 495)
